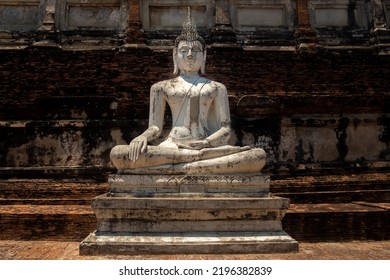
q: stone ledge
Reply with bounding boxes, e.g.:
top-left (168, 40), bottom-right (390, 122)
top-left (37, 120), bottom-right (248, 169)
top-left (79, 231), bottom-right (298, 255)
top-left (0, 42), bottom-right (386, 55)
top-left (108, 174), bottom-right (270, 196)
top-left (109, 174), bottom-right (270, 186)
top-left (96, 220), bottom-right (284, 233)
top-left (92, 195), bottom-right (289, 210)
top-left (93, 208), bottom-right (285, 220)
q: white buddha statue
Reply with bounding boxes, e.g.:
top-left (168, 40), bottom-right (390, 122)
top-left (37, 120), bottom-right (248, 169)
top-left (110, 9), bottom-right (266, 174)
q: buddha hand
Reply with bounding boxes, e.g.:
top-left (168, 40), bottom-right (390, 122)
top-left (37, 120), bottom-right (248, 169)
top-left (187, 139), bottom-right (211, 150)
top-left (128, 135), bottom-right (147, 162)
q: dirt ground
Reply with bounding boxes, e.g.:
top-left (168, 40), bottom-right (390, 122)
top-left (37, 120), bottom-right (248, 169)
top-left (0, 240), bottom-right (389, 260)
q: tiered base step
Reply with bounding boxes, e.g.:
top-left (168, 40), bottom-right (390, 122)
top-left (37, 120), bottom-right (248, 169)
top-left (272, 173), bottom-right (390, 204)
top-left (79, 174), bottom-right (298, 255)
top-left (284, 202), bottom-right (390, 241)
top-left (1, 203), bottom-right (389, 242)
top-left (0, 179), bottom-right (106, 240)
top-left (0, 205), bottom-right (95, 241)
top-left (0, 172), bottom-right (389, 243)
top-left (0, 179), bottom-right (108, 205)
top-left (80, 231), bottom-right (297, 255)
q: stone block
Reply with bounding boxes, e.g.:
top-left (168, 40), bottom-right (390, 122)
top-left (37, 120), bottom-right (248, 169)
top-left (278, 115), bottom-right (388, 163)
top-left (230, 0), bottom-right (296, 31)
top-left (237, 7), bottom-right (285, 27)
top-left (0, 0), bottom-right (40, 31)
top-left (80, 174), bottom-right (298, 255)
top-left (96, 219), bottom-right (284, 233)
top-left (57, 0), bottom-right (129, 31)
top-left (141, 0), bottom-right (213, 31)
top-left (108, 174), bottom-right (271, 197)
top-left (93, 208), bottom-right (285, 221)
top-left (308, 0), bottom-right (369, 30)
top-left (93, 195), bottom-right (288, 210)
top-left (385, 1), bottom-right (390, 27)
top-left (80, 231), bottom-right (298, 255)
top-left (92, 194), bottom-right (289, 233)
top-left (314, 8), bottom-right (349, 27)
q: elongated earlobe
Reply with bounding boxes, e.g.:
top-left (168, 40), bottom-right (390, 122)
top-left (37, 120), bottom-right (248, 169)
top-left (201, 50), bottom-right (207, 75)
top-left (173, 48), bottom-right (178, 75)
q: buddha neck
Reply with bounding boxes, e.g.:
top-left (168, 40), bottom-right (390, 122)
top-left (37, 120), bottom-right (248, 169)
top-left (179, 71), bottom-right (201, 83)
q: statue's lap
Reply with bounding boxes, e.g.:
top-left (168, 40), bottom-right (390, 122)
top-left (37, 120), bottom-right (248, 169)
top-left (110, 145), bottom-right (266, 175)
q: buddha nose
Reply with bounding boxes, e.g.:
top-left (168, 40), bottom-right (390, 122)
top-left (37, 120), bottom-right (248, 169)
top-left (187, 49), bottom-right (193, 59)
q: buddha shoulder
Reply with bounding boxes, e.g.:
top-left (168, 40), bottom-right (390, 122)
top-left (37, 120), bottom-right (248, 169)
top-left (151, 77), bottom-right (181, 92)
top-left (209, 81), bottom-right (227, 94)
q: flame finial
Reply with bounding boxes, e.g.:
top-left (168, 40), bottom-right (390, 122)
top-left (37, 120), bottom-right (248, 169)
top-left (174, 7), bottom-right (205, 49)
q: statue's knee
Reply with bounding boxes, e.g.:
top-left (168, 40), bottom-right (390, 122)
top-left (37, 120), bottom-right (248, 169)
top-left (110, 145), bottom-right (128, 160)
top-left (240, 148), bottom-right (266, 159)
top-left (253, 148), bottom-right (266, 158)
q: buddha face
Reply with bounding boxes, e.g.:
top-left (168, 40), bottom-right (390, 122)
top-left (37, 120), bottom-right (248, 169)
top-left (174, 40), bottom-right (205, 74)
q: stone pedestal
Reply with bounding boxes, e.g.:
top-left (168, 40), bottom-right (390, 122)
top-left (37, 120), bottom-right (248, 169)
top-left (80, 175), bottom-right (298, 255)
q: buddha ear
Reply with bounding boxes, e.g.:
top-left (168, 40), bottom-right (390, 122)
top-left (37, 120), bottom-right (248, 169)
top-left (201, 49), bottom-right (207, 75)
top-left (173, 48), bottom-right (179, 75)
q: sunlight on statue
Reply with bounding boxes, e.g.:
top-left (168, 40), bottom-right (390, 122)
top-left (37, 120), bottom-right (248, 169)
top-left (110, 8), bottom-right (266, 174)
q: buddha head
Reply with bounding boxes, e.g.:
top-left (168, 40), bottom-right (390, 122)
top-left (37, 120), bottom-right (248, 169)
top-left (173, 8), bottom-right (207, 75)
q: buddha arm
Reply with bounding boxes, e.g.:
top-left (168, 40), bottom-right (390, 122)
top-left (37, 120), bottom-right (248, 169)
top-left (144, 84), bottom-right (166, 142)
top-left (127, 85), bottom-right (166, 161)
top-left (205, 83), bottom-right (231, 147)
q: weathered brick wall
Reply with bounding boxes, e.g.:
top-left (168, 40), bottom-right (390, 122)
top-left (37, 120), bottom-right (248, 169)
top-left (1, 47), bottom-right (389, 117)
top-left (0, 46), bottom-right (389, 176)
